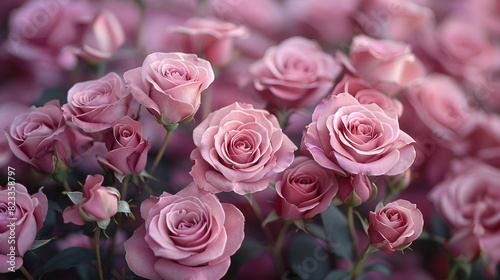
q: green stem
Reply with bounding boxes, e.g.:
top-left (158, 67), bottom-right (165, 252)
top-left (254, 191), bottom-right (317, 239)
top-left (62, 179), bottom-right (72, 193)
top-left (351, 244), bottom-right (372, 280)
top-left (142, 125), bottom-right (176, 192)
top-left (20, 265), bottom-right (34, 280)
top-left (347, 206), bottom-right (359, 258)
top-left (95, 228), bottom-right (104, 280)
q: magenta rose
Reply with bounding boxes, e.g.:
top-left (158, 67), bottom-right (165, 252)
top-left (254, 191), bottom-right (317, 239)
top-left (338, 173), bottom-right (374, 207)
top-left (124, 52), bottom-right (215, 125)
top-left (5, 100), bottom-right (92, 174)
top-left (170, 17), bottom-right (248, 67)
top-left (301, 92), bottom-right (415, 176)
top-left (124, 183), bottom-right (244, 280)
top-left (62, 72), bottom-right (132, 134)
top-left (97, 116), bottom-right (150, 175)
top-left (250, 36), bottom-right (341, 109)
top-left (63, 174), bottom-right (119, 226)
top-left (0, 184), bottom-right (48, 272)
top-left (190, 102), bottom-right (297, 194)
top-left (368, 199), bottom-right (424, 254)
top-left (275, 156), bottom-right (338, 219)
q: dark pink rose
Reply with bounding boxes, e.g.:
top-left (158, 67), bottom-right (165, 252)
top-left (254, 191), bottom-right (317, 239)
top-left (63, 174), bottom-right (119, 225)
top-left (301, 92), bottom-right (415, 176)
top-left (5, 100), bottom-right (92, 174)
top-left (0, 184), bottom-right (48, 272)
top-left (62, 72), bottom-right (132, 134)
top-left (124, 183), bottom-right (244, 280)
top-left (190, 102), bottom-right (297, 194)
top-left (124, 52), bottom-right (215, 125)
top-left (250, 36), bottom-right (341, 109)
top-left (275, 156), bottom-right (338, 219)
top-left (170, 17), bottom-right (248, 67)
top-left (97, 116), bottom-right (151, 175)
top-left (368, 199), bottom-right (423, 254)
top-left (338, 173), bottom-right (374, 207)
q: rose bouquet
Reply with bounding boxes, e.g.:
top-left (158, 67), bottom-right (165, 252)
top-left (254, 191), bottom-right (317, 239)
top-left (1, 0), bottom-right (500, 280)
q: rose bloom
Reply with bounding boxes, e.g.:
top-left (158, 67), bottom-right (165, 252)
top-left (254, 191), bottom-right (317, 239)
top-left (97, 116), bottom-right (151, 175)
top-left (5, 100), bottom-right (92, 174)
top-left (368, 199), bottom-right (423, 254)
top-left (301, 92), bottom-right (415, 176)
top-left (62, 72), bottom-right (132, 134)
top-left (63, 174), bottom-right (119, 225)
top-left (170, 17), bottom-right (248, 67)
top-left (124, 183), bottom-right (244, 280)
top-left (275, 156), bottom-right (338, 220)
top-left (124, 52), bottom-right (215, 125)
top-left (249, 36), bottom-right (341, 109)
top-left (190, 102), bottom-right (297, 194)
top-left (0, 184), bottom-right (48, 272)
top-left (430, 160), bottom-right (500, 277)
top-left (338, 173), bottom-right (373, 207)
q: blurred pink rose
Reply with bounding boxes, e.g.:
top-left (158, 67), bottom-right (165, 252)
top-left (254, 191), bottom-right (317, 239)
top-left (5, 100), bottom-right (92, 174)
top-left (124, 183), bottom-right (244, 280)
top-left (63, 174), bottom-right (119, 225)
top-left (124, 52), bottom-right (214, 124)
top-left (340, 35), bottom-right (425, 93)
top-left (0, 184), bottom-right (47, 272)
top-left (275, 156), bottom-right (338, 219)
top-left (301, 93), bottom-right (415, 176)
top-left (97, 116), bottom-right (151, 175)
top-left (170, 17), bottom-right (248, 67)
top-left (250, 36), bottom-right (341, 109)
top-left (190, 102), bottom-right (297, 194)
top-left (338, 173), bottom-right (374, 207)
top-left (62, 72), bottom-right (132, 134)
top-left (368, 199), bottom-right (423, 254)
top-left (466, 0), bottom-right (500, 35)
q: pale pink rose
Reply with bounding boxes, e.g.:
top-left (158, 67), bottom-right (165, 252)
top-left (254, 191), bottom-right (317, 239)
top-left (63, 174), bottom-right (119, 225)
top-left (250, 36), bottom-right (341, 109)
top-left (338, 173), bottom-right (373, 207)
top-left (301, 92), bottom-right (416, 176)
top-left (170, 17), bottom-right (248, 67)
top-left (190, 102), bottom-right (297, 194)
top-left (68, 9), bottom-right (125, 63)
top-left (0, 184), bottom-right (48, 272)
top-left (0, 103), bottom-right (28, 168)
top-left (124, 183), bottom-right (244, 280)
top-left (97, 116), bottom-right (151, 175)
top-left (62, 72), bottom-right (132, 134)
top-left (5, 100), bottom-right (92, 174)
top-left (332, 75), bottom-right (403, 116)
top-left (340, 35), bottom-right (425, 93)
top-left (275, 156), bottom-right (338, 219)
top-left (368, 199), bottom-right (424, 254)
top-left (124, 52), bottom-right (215, 124)
top-left (466, 0), bottom-right (500, 35)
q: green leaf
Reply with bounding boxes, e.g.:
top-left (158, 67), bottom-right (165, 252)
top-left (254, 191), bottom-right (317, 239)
top-left (321, 206), bottom-right (352, 260)
top-left (354, 210), bottom-right (370, 235)
top-left (288, 234), bottom-right (331, 280)
top-left (97, 219), bottom-right (110, 230)
top-left (117, 200), bottom-right (131, 214)
top-left (115, 173), bottom-right (127, 183)
top-left (324, 270), bottom-right (351, 280)
top-left (67, 192), bottom-right (83, 205)
top-left (305, 223), bottom-right (327, 240)
top-left (43, 247), bottom-right (95, 274)
top-left (30, 238), bottom-right (56, 251)
top-left (262, 210), bottom-right (279, 227)
top-left (364, 263), bottom-right (391, 275)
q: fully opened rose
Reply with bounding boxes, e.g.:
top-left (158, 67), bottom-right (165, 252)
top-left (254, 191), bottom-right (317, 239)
top-left (124, 52), bottom-right (215, 125)
top-left (301, 93), bottom-right (415, 176)
top-left (124, 183), bottom-right (244, 280)
top-left (190, 102), bottom-right (297, 194)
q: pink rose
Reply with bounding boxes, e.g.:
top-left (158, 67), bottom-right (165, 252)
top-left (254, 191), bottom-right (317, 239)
top-left (5, 100), bottom-right (92, 174)
top-left (0, 184), bottom-right (48, 272)
top-left (339, 35), bottom-right (425, 93)
top-left (301, 92), bottom-right (415, 176)
top-left (0, 103), bottom-right (28, 168)
top-left (124, 183), bottom-right (244, 280)
top-left (62, 72), bottom-right (132, 134)
top-left (275, 156), bottom-right (338, 219)
top-left (124, 52), bottom-right (215, 125)
top-left (97, 116), bottom-right (151, 175)
top-left (190, 102), bottom-right (297, 194)
top-left (63, 174), bottom-right (119, 225)
top-left (368, 199), bottom-right (424, 254)
top-left (170, 17), bottom-right (248, 67)
top-left (250, 36), bottom-right (341, 109)
top-left (338, 173), bottom-right (374, 207)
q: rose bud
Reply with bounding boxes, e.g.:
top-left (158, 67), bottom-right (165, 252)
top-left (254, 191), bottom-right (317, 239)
top-left (338, 173), bottom-right (375, 207)
top-left (124, 52), bottom-right (215, 125)
top-left (368, 199), bottom-right (424, 254)
top-left (97, 116), bottom-right (150, 175)
top-left (275, 156), bottom-right (338, 219)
